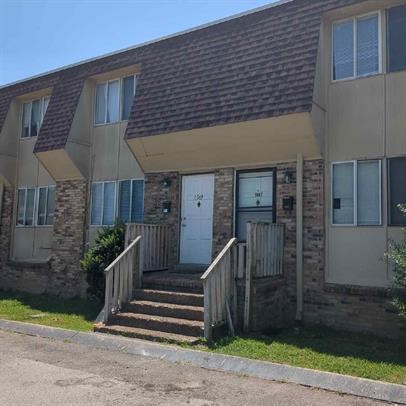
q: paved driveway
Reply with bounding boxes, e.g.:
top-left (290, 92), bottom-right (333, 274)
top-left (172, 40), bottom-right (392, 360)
top-left (0, 330), bottom-right (389, 406)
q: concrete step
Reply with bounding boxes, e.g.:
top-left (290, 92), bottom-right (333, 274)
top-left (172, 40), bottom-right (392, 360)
top-left (142, 272), bottom-right (203, 294)
top-left (124, 300), bottom-right (204, 321)
top-left (134, 289), bottom-right (204, 307)
top-left (95, 324), bottom-right (200, 345)
top-left (111, 312), bottom-right (204, 337)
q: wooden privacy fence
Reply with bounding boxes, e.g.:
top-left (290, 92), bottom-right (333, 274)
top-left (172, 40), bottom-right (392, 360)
top-left (103, 236), bottom-right (142, 323)
top-left (246, 222), bottom-right (285, 278)
top-left (201, 238), bottom-right (239, 340)
top-left (243, 222), bottom-right (285, 331)
top-left (126, 223), bottom-right (171, 272)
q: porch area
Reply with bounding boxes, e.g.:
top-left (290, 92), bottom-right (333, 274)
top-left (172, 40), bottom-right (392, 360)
top-left (95, 222), bottom-right (286, 344)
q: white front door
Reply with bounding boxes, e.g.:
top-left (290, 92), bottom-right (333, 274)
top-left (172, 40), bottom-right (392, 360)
top-left (180, 174), bottom-right (214, 265)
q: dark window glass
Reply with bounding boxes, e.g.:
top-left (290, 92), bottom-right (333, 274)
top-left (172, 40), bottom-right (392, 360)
top-left (389, 158), bottom-right (406, 225)
top-left (387, 5), bottom-right (406, 73)
top-left (131, 180), bottom-right (144, 222)
top-left (119, 180), bottom-right (131, 223)
top-left (236, 170), bottom-right (275, 240)
top-left (122, 75), bottom-right (135, 120)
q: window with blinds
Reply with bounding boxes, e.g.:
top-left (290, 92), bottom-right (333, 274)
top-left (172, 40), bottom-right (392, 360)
top-left (21, 96), bottom-right (51, 138)
top-left (91, 179), bottom-right (144, 226)
top-left (332, 13), bottom-right (380, 80)
top-left (16, 185), bottom-right (55, 227)
top-left (332, 160), bottom-right (381, 226)
top-left (94, 75), bottom-right (136, 125)
top-left (91, 182), bottom-right (116, 226)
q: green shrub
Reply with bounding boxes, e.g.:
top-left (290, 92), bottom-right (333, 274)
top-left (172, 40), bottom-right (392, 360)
top-left (81, 222), bottom-right (125, 300)
top-left (386, 205), bottom-right (406, 317)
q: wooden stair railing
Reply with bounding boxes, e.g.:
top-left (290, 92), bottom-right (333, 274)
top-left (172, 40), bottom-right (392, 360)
top-left (103, 236), bottom-right (142, 323)
top-left (125, 223), bottom-right (171, 272)
top-left (201, 238), bottom-right (238, 340)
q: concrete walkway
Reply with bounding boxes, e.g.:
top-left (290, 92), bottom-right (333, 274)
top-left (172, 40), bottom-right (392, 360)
top-left (0, 319), bottom-right (405, 405)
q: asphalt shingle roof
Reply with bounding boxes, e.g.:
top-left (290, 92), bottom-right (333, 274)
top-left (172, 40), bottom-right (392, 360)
top-left (0, 0), bottom-right (363, 153)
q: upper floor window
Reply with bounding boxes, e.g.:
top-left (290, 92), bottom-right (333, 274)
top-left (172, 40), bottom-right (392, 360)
top-left (21, 96), bottom-right (50, 138)
top-left (16, 185), bottom-right (55, 226)
top-left (332, 160), bottom-right (381, 226)
top-left (387, 5), bottom-right (406, 73)
top-left (94, 75), bottom-right (137, 125)
top-left (332, 13), bottom-right (380, 81)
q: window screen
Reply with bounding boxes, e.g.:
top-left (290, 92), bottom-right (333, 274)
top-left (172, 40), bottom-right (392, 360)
top-left (107, 80), bottom-right (119, 123)
top-left (333, 20), bottom-right (354, 80)
top-left (30, 100), bottom-right (40, 137)
top-left (95, 83), bottom-right (106, 125)
top-left (22, 102), bottom-right (31, 138)
top-left (332, 162), bottom-right (355, 225)
top-left (236, 170), bottom-right (275, 240)
top-left (387, 5), bottom-right (406, 73)
top-left (356, 15), bottom-right (379, 77)
top-left (91, 183), bottom-right (103, 225)
top-left (389, 157), bottom-right (406, 225)
top-left (357, 161), bottom-right (380, 225)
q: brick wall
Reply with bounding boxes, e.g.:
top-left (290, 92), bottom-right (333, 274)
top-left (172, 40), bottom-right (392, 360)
top-left (212, 168), bottom-right (234, 257)
top-left (0, 180), bottom-right (88, 298)
top-left (0, 185), bottom-right (13, 269)
top-left (144, 172), bottom-right (180, 266)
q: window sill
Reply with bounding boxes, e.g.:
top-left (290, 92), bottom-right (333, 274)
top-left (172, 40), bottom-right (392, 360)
top-left (94, 119), bottom-right (128, 128)
top-left (331, 71), bottom-right (383, 84)
top-left (7, 258), bottom-right (51, 270)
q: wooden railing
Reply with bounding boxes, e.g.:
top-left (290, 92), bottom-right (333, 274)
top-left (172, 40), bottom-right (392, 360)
top-left (201, 238), bottom-right (238, 340)
top-left (246, 222), bottom-right (285, 278)
top-left (103, 236), bottom-right (142, 323)
top-left (126, 223), bottom-right (171, 272)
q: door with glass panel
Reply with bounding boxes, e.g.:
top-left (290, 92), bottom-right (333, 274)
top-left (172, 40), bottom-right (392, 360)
top-left (236, 169), bottom-right (276, 241)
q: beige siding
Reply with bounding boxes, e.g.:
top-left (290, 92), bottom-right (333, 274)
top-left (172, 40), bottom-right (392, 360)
top-left (320, 1), bottom-right (406, 288)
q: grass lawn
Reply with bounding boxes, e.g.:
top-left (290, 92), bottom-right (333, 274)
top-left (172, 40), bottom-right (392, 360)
top-left (0, 290), bottom-right (101, 332)
top-left (200, 327), bottom-right (406, 384)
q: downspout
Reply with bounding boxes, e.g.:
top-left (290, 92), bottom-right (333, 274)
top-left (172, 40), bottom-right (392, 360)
top-left (296, 153), bottom-right (304, 321)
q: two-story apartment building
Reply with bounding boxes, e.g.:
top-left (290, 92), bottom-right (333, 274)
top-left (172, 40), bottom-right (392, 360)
top-left (0, 0), bottom-right (405, 339)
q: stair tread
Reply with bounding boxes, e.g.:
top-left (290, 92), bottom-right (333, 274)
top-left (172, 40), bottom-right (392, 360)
top-left (95, 324), bottom-right (200, 344)
top-left (135, 289), bottom-right (203, 298)
top-left (114, 312), bottom-right (204, 327)
top-left (127, 300), bottom-right (204, 312)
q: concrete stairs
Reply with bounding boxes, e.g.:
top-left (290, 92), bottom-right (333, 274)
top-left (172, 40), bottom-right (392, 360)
top-left (95, 273), bottom-right (205, 344)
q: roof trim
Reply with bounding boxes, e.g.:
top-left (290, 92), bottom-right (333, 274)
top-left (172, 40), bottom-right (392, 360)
top-left (0, 0), bottom-right (293, 90)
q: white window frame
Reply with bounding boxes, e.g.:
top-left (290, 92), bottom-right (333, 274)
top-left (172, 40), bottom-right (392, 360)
top-left (331, 11), bottom-right (382, 82)
top-left (20, 96), bottom-right (51, 139)
top-left (36, 185), bottom-right (55, 227)
top-left (90, 179), bottom-right (144, 226)
top-left (94, 74), bottom-right (137, 126)
top-left (16, 187), bottom-right (37, 227)
top-left (90, 181), bottom-right (117, 226)
top-left (331, 160), bottom-right (382, 226)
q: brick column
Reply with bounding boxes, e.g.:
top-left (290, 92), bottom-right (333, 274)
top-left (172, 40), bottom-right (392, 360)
top-left (144, 172), bottom-right (180, 266)
top-left (0, 185), bottom-right (14, 268)
top-left (276, 162), bottom-right (297, 319)
top-left (50, 179), bottom-right (88, 297)
top-left (212, 168), bottom-right (234, 258)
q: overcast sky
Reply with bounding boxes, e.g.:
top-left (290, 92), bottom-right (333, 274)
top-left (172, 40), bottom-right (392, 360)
top-left (0, 0), bottom-right (279, 86)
